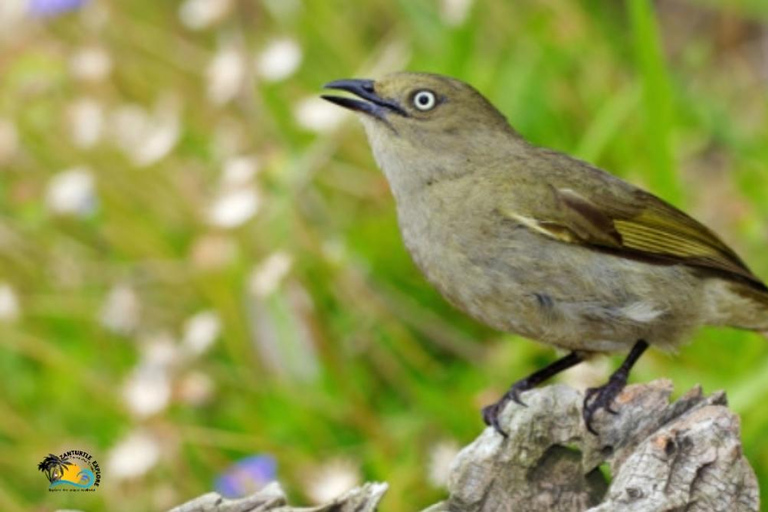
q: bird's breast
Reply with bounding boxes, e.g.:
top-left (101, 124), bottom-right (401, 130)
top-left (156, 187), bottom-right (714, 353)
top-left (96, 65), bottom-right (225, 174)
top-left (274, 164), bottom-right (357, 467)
top-left (394, 187), bottom-right (514, 327)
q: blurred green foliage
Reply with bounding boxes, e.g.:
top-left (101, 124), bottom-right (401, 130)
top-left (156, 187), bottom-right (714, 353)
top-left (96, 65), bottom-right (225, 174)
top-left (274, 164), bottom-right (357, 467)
top-left (1, 0), bottom-right (768, 510)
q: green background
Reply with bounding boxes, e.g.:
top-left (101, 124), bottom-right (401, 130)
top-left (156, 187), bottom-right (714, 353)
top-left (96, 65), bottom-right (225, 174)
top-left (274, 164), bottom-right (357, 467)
top-left (1, 0), bottom-right (768, 510)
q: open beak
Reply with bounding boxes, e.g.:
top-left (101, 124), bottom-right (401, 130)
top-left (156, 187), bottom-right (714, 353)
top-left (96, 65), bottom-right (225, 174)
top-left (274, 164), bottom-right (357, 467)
top-left (321, 79), bottom-right (408, 120)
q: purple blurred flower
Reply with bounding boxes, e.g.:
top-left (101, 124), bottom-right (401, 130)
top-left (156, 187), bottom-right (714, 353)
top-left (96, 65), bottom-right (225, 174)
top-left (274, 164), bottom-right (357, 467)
top-left (215, 455), bottom-right (277, 498)
top-left (28, 0), bottom-right (87, 17)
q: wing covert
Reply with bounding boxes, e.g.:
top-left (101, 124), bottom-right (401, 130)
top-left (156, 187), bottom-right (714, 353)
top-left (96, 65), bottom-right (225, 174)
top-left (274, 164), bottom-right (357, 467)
top-left (506, 185), bottom-right (763, 289)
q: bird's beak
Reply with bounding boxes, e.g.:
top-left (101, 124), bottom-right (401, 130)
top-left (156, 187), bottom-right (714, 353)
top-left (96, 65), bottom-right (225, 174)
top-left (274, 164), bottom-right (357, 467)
top-left (321, 79), bottom-right (408, 120)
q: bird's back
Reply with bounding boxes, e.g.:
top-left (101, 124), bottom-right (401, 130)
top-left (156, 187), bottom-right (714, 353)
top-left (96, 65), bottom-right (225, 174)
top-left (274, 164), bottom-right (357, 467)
top-left (515, 146), bottom-right (768, 335)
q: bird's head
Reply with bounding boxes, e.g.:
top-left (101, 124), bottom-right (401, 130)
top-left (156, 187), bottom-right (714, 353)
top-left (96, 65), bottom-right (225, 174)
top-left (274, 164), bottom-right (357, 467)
top-left (322, 72), bottom-right (521, 194)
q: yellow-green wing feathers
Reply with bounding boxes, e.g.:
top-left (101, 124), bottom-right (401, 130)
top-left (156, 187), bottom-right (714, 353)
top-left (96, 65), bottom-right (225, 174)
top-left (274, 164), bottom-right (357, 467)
top-left (511, 186), bottom-right (765, 290)
top-left (615, 200), bottom-right (750, 271)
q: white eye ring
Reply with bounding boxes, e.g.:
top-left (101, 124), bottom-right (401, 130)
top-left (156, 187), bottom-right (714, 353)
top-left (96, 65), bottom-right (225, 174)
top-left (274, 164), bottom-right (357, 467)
top-left (412, 90), bottom-right (437, 111)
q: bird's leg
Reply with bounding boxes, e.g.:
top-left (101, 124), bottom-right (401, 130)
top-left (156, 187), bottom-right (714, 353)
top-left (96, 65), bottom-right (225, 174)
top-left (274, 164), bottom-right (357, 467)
top-left (583, 339), bottom-right (649, 435)
top-left (482, 351), bottom-right (584, 436)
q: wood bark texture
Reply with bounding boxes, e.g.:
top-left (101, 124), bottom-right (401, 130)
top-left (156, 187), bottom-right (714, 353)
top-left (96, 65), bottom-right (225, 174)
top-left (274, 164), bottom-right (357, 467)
top-left (169, 380), bottom-right (759, 512)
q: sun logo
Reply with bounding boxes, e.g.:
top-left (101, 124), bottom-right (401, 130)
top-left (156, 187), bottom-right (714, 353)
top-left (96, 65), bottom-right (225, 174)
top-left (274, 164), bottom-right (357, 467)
top-left (37, 450), bottom-right (101, 491)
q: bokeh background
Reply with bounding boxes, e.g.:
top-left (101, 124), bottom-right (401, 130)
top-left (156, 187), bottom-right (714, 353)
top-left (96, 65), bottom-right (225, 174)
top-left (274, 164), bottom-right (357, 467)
top-left (1, 0), bottom-right (768, 510)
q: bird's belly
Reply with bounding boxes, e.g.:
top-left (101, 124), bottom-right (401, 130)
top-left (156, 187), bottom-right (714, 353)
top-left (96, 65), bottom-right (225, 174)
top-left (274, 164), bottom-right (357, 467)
top-left (401, 221), bottom-right (702, 353)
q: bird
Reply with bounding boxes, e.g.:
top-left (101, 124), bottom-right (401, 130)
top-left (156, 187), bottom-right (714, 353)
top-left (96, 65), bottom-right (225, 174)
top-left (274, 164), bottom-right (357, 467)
top-left (321, 72), bottom-right (768, 436)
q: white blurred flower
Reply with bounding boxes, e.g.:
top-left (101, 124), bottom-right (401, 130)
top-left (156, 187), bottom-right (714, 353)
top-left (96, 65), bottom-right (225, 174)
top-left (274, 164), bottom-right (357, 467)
top-left (304, 459), bottom-right (361, 504)
top-left (427, 440), bottom-right (460, 488)
top-left (245, 280), bottom-right (321, 384)
top-left (179, 0), bottom-right (232, 30)
top-left (45, 167), bottom-right (96, 217)
top-left (182, 310), bottom-right (221, 356)
top-left (294, 97), bottom-right (344, 133)
top-left (100, 284), bottom-right (140, 335)
top-left (67, 98), bottom-right (104, 148)
top-left (134, 105), bottom-right (181, 167)
top-left (123, 333), bottom-right (178, 417)
top-left (0, 284), bottom-right (20, 322)
top-left (222, 155), bottom-right (260, 187)
top-left (255, 38), bottom-right (302, 82)
top-left (0, 118), bottom-right (18, 165)
top-left (111, 98), bottom-right (181, 167)
top-left (249, 252), bottom-right (293, 297)
top-left (70, 46), bottom-right (112, 83)
top-left (207, 46), bottom-right (246, 105)
top-left (440, 0), bottom-right (473, 26)
top-left (107, 430), bottom-right (161, 480)
top-left (123, 364), bottom-right (171, 417)
top-left (178, 371), bottom-right (215, 406)
top-left (0, 0), bottom-right (25, 32)
top-left (207, 187), bottom-right (261, 229)
top-left (248, 281), bottom-right (319, 382)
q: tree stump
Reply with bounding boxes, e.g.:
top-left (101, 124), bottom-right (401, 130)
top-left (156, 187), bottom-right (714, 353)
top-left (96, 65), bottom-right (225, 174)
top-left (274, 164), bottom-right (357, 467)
top-left (169, 380), bottom-right (759, 512)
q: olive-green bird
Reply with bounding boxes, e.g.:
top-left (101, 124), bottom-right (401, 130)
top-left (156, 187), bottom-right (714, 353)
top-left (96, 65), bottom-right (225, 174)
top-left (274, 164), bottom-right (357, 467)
top-left (321, 72), bottom-right (768, 435)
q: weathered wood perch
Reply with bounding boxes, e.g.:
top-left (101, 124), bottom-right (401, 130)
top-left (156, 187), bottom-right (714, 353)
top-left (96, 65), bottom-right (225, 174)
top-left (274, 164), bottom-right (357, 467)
top-left (169, 380), bottom-right (759, 512)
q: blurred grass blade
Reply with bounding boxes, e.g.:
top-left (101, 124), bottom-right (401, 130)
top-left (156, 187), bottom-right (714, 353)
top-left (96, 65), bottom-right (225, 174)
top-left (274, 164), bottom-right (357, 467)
top-left (628, 0), bottom-right (682, 203)
top-left (728, 355), bottom-right (768, 413)
top-left (576, 83), bottom-right (641, 163)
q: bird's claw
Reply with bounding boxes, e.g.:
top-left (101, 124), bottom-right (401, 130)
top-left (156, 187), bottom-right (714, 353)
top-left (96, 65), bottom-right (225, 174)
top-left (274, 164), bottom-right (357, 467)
top-left (482, 385), bottom-right (529, 437)
top-left (481, 400), bottom-right (509, 437)
top-left (582, 376), bottom-right (627, 435)
top-left (509, 387), bottom-right (527, 408)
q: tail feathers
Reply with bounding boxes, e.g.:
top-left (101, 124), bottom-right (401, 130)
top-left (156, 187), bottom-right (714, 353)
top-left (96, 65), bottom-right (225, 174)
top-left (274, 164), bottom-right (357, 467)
top-left (747, 289), bottom-right (768, 333)
top-left (704, 280), bottom-right (768, 332)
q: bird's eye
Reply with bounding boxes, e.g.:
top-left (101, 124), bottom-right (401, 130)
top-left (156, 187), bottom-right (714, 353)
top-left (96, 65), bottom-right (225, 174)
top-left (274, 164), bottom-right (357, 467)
top-left (412, 90), bottom-right (437, 111)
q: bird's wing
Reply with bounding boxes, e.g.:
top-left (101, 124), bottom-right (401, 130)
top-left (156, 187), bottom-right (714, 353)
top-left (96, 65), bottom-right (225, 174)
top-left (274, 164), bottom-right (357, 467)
top-left (505, 184), bottom-right (766, 290)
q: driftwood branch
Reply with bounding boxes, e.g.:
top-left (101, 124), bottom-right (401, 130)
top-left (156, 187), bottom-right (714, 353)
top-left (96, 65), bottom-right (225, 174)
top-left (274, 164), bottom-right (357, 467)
top-left (169, 380), bottom-right (759, 512)
top-left (429, 380), bottom-right (758, 511)
top-left (168, 482), bottom-right (388, 512)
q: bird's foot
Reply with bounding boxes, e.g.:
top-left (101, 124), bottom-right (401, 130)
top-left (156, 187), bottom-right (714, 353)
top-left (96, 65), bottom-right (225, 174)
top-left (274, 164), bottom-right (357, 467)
top-left (582, 374), bottom-right (627, 435)
top-left (481, 351), bottom-right (585, 436)
top-left (481, 382), bottom-right (529, 437)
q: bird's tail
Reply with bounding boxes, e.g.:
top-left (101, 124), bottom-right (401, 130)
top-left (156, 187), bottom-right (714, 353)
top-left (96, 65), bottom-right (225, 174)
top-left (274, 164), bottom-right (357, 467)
top-left (704, 280), bottom-right (768, 333)
top-left (748, 289), bottom-right (768, 336)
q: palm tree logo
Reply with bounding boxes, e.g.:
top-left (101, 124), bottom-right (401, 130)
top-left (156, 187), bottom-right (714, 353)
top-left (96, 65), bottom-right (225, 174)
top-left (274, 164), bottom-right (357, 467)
top-left (37, 454), bottom-right (74, 484)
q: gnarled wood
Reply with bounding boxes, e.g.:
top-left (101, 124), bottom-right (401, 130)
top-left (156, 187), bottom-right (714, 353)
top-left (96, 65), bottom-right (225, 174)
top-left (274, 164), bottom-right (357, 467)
top-left (168, 381), bottom-right (759, 512)
top-left (430, 380), bottom-right (758, 511)
top-left (168, 482), bottom-right (388, 512)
